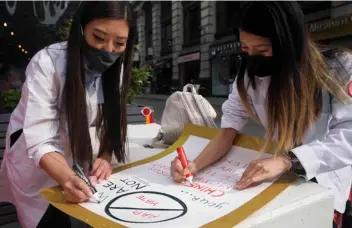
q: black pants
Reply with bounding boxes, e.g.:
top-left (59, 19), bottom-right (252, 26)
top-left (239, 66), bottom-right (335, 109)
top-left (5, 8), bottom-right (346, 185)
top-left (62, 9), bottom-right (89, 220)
top-left (37, 205), bottom-right (71, 228)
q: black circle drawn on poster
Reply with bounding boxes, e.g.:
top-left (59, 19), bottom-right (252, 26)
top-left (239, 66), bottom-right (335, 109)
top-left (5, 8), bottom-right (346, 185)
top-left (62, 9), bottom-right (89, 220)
top-left (105, 191), bottom-right (188, 224)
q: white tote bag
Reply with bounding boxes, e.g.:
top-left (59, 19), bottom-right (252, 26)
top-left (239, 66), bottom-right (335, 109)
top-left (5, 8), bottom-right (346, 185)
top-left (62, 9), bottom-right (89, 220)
top-left (152, 84), bottom-right (217, 148)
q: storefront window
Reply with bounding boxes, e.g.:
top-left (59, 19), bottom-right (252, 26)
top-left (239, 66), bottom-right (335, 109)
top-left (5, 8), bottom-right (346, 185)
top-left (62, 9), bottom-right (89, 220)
top-left (216, 1), bottom-right (240, 38)
top-left (298, 1), bottom-right (332, 15)
top-left (161, 2), bottom-right (172, 55)
top-left (183, 1), bottom-right (201, 47)
top-left (211, 55), bottom-right (241, 96)
top-left (178, 60), bottom-right (200, 87)
top-left (144, 2), bottom-right (153, 60)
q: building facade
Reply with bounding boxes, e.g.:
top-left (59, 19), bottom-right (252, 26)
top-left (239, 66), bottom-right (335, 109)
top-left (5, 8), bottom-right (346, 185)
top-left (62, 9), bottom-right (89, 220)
top-left (306, 2), bottom-right (352, 48)
top-left (132, 1), bottom-right (352, 97)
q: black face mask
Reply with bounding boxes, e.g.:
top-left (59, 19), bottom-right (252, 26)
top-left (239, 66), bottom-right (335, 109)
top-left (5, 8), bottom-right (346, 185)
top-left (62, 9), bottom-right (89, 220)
top-left (244, 54), bottom-right (275, 77)
top-left (81, 38), bottom-right (121, 73)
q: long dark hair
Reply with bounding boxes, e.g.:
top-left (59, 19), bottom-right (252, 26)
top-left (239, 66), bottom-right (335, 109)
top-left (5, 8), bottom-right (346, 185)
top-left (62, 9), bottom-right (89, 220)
top-left (236, 2), bottom-right (348, 154)
top-left (64, 1), bottom-right (136, 170)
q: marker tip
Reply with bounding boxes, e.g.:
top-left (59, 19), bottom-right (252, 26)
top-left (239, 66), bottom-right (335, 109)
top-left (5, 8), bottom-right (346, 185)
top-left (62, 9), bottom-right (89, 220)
top-left (186, 176), bottom-right (193, 184)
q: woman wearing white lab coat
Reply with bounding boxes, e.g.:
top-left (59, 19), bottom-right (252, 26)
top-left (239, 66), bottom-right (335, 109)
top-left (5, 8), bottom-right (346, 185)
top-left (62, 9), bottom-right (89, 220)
top-left (171, 2), bottom-right (352, 228)
top-left (0, 2), bottom-right (136, 227)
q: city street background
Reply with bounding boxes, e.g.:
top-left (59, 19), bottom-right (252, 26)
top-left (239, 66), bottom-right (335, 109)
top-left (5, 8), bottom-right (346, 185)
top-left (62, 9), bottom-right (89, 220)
top-left (134, 95), bottom-right (266, 138)
top-left (1, 1), bottom-right (352, 227)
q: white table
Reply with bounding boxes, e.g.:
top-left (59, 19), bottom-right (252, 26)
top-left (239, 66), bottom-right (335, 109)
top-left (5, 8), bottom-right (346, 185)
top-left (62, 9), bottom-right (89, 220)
top-left (91, 124), bottom-right (334, 228)
top-left (90, 124), bottom-right (162, 166)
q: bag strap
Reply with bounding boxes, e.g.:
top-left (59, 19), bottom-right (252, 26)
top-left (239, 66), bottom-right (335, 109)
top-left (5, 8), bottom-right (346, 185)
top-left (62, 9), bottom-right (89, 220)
top-left (181, 84), bottom-right (217, 128)
top-left (178, 92), bottom-right (203, 125)
top-left (183, 84), bottom-right (198, 94)
top-left (180, 88), bottom-right (217, 128)
top-left (192, 93), bottom-right (217, 128)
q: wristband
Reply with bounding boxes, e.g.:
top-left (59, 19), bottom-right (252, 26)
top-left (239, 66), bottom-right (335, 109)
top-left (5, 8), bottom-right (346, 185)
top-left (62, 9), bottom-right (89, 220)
top-left (288, 151), bottom-right (306, 176)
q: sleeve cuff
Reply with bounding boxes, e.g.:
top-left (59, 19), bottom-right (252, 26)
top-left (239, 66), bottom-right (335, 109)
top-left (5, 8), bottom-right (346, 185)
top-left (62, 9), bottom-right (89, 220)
top-left (220, 116), bottom-right (247, 132)
top-left (29, 144), bottom-right (64, 167)
top-left (291, 144), bottom-right (319, 180)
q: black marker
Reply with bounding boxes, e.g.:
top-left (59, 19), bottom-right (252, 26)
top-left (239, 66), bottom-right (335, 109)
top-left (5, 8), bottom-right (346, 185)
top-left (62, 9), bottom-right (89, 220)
top-left (72, 164), bottom-right (100, 203)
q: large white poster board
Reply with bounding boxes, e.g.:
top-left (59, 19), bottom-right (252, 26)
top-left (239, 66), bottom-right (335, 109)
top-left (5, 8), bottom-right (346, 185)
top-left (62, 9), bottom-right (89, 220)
top-left (79, 136), bottom-right (274, 227)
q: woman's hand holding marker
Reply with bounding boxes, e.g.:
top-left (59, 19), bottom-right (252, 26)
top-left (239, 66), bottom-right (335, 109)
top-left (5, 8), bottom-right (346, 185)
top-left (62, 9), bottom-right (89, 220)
top-left (61, 174), bottom-right (93, 203)
top-left (171, 147), bottom-right (197, 183)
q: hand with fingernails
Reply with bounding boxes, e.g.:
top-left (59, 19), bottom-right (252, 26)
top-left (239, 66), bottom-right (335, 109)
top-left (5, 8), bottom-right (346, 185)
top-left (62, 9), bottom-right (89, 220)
top-left (235, 155), bottom-right (292, 190)
top-left (61, 174), bottom-right (97, 203)
top-left (90, 158), bottom-right (112, 183)
top-left (170, 157), bottom-right (197, 183)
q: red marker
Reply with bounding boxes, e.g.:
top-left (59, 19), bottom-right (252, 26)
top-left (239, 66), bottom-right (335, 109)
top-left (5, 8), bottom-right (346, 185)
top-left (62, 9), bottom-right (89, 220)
top-left (176, 146), bottom-right (193, 183)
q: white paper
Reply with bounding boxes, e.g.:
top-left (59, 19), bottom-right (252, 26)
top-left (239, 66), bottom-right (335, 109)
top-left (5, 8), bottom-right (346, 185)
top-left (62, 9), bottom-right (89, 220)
top-left (80, 136), bottom-right (274, 227)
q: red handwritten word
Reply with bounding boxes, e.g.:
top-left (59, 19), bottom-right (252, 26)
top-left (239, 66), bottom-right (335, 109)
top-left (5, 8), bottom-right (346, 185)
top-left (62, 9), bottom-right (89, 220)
top-left (136, 194), bottom-right (159, 207)
top-left (194, 175), bottom-right (211, 184)
top-left (194, 176), bottom-right (234, 190)
top-left (151, 163), bottom-right (170, 170)
top-left (221, 175), bottom-right (241, 184)
top-left (185, 182), bottom-right (225, 197)
top-left (221, 166), bottom-right (243, 175)
top-left (221, 175), bottom-right (232, 180)
top-left (219, 158), bottom-right (248, 169)
top-left (132, 210), bottom-right (160, 219)
top-left (203, 170), bottom-right (217, 177)
top-left (148, 167), bottom-right (172, 178)
top-left (224, 158), bottom-right (240, 166)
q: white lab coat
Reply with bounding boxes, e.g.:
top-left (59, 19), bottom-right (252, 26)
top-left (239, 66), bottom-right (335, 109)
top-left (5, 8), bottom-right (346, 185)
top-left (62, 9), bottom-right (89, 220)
top-left (221, 53), bottom-right (352, 213)
top-left (0, 42), bottom-right (118, 228)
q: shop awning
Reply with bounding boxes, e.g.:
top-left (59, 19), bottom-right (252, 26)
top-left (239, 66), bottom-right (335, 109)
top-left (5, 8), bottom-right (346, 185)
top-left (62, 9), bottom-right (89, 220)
top-left (308, 14), bottom-right (352, 41)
